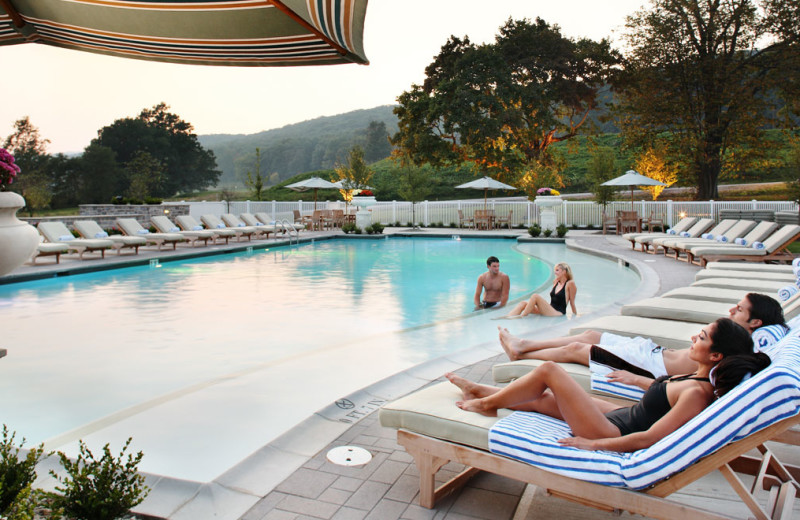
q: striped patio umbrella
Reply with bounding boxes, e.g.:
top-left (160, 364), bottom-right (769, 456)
top-left (0, 0), bottom-right (369, 67)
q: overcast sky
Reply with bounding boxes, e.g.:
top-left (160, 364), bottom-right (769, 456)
top-left (0, 0), bottom-right (645, 154)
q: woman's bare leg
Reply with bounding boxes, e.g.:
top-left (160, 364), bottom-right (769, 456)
top-left (503, 301), bottom-right (527, 317)
top-left (520, 294), bottom-right (564, 317)
top-left (499, 327), bottom-right (602, 360)
top-left (456, 362), bottom-right (620, 439)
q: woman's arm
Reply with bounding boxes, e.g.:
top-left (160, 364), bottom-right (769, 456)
top-left (566, 280), bottom-right (578, 314)
top-left (559, 385), bottom-right (709, 452)
top-left (606, 370), bottom-right (654, 391)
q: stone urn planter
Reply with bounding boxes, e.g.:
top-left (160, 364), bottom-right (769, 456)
top-left (534, 195), bottom-right (563, 231)
top-left (352, 196), bottom-right (377, 230)
top-left (0, 192), bottom-right (39, 277)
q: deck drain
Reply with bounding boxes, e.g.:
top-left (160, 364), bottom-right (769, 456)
top-left (326, 446), bottom-right (372, 466)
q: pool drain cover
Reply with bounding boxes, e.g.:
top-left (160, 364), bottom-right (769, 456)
top-left (326, 446), bottom-right (372, 466)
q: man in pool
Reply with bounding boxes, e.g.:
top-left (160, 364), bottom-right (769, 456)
top-left (474, 256), bottom-right (510, 310)
top-left (498, 293), bottom-right (788, 388)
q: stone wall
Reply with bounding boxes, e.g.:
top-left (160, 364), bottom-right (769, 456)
top-left (21, 203), bottom-right (190, 231)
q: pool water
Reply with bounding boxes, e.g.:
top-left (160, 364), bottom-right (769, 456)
top-left (0, 237), bottom-right (639, 482)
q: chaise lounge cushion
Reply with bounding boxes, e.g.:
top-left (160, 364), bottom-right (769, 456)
top-left (569, 316), bottom-right (701, 349)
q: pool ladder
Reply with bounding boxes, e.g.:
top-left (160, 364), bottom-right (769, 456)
top-left (278, 219), bottom-right (300, 245)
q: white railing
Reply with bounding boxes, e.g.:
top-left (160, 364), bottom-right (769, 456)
top-left (189, 199), bottom-right (798, 228)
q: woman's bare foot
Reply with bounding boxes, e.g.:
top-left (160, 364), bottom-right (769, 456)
top-left (445, 373), bottom-right (499, 400)
top-left (499, 327), bottom-right (525, 360)
top-left (456, 398), bottom-right (498, 417)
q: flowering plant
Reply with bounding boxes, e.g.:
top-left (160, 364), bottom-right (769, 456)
top-left (536, 187), bottom-right (560, 196)
top-left (0, 148), bottom-right (20, 191)
top-left (354, 189), bottom-right (373, 196)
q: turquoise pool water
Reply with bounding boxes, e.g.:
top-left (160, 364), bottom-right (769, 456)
top-left (0, 237), bottom-right (639, 482)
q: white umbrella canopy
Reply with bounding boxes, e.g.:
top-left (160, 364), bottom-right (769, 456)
top-left (455, 176), bottom-right (517, 210)
top-left (285, 177), bottom-right (339, 209)
top-left (601, 170), bottom-right (667, 208)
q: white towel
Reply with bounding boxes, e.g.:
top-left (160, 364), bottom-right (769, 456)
top-left (58, 234), bottom-right (73, 241)
top-left (734, 237), bottom-right (748, 246)
top-left (237, 223), bottom-right (245, 227)
top-left (667, 229), bottom-right (677, 235)
top-left (170, 227), bottom-right (180, 232)
top-left (679, 231), bottom-right (690, 237)
top-left (137, 229), bottom-right (150, 235)
top-left (255, 222), bottom-right (263, 225)
top-left (701, 233), bottom-right (713, 239)
top-left (778, 284), bottom-right (799, 302)
top-left (752, 241), bottom-right (765, 250)
top-left (192, 225), bottom-right (203, 231)
top-left (715, 235), bottom-right (729, 242)
top-left (216, 224), bottom-right (225, 229)
top-left (94, 231), bottom-right (109, 238)
top-left (793, 257), bottom-right (800, 277)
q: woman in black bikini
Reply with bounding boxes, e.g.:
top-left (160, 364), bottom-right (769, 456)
top-left (447, 318), bottom-right (769, 452)
top-left (503, 262), bottom-right (577, 318)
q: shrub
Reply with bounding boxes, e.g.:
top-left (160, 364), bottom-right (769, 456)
top-left (0, 425), bottom-right (46, 515)
top-left (341, 223), bottom-right (357, 234)
top-left (586, 223), bottom-right (595, 230)
top-left (556, 224), bottom-right (568, 237)
top-left (50, 438), bottom-right (149, 520)
top-left (369, 223), bottom-right (384, 234)
top-left (449, 222), bottom-right (457, 228)
top-left (528, 224), bottom-right (541, 237)
top-left (394, 221), bottom-right (401, 227)
top-left (405, 222), bottom-right (412, 227)
top-left (354, 227), bottom-right (363, 234)
top-left (543, 228), bottom-right (553, 237)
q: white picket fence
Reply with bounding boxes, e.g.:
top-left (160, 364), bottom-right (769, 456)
top-left (187, 198), bottom-right (798, 228)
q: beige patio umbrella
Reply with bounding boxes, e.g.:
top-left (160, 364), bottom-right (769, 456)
top-left (602, 170), bottom-right (667, 209)
top-left (455, 176), bottom-right (517, 210)
top-left (285, 176), bottom-right (339, 210)
top-left (0, 0), bottom-right (369, 66)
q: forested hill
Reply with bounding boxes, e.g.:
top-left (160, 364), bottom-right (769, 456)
top-left (198, 105), bottom-right (399, 187)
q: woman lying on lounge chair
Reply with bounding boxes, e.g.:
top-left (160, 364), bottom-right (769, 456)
top-left (448, 318), bottom-right (769, 452)
top-left (501, 262), bottom-right (577, 318)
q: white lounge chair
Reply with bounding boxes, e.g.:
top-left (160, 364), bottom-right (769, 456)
top-left (73, 220), bottom-right (146, 255)
top-left (175, 215), bottom-right (235, 245)
top-left (626, 217), bottom-right (704, 252)
top-left (201, 214), bottom-right (253, 242)
top-left (151, 215), bottom-right (214, 247)
top-left (221, 213), bottom-right (271, 239)
top-left (29, 242), bottom-right (70, 264)
top-left (662, 219), bottom-right (757, 260)
top-left (253, 212), bottom-right (305, 232)
top-left (691, 224), bottom-right (800, 267)
top-left (37, 221), bottom-right (113, 260)
top-left (115, 218), bottom-right (185, 251)
top-left (650, 219), bottom-right (738, 255)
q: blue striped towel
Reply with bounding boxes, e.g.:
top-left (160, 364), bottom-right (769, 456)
top-left (778, 285), bottom-right (799, 302)
top-left (701, 233), bottom-right (713, 239)
top-left (667, 229), bottom-right (677, 235)
top-left (734, 237), bottom-right (748, 246)
top-left (793, 257), bottom-right (800, 277)
top-left (488, 332), bottom-right (800, 489)
top-left (715, 235), bottom-right (729, 242)
top-left (679, 231), bottom-right (691, 237)
top-left (94, 231), bottom-right (109, 238)
top-left (752, 241), bottom-right (765, 250)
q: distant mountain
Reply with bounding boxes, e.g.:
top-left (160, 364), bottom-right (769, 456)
top-left (198, 105), bottom-right (399, 186)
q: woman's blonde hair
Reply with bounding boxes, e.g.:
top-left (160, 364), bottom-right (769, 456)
top-left (555, 262), bottom-right (573, 281)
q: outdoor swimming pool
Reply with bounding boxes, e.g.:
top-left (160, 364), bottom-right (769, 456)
top-left (0, 237), bottom-right (639, 484)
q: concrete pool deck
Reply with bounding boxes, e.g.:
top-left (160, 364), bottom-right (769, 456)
top-left (6, 228), bottom-right (793, 519)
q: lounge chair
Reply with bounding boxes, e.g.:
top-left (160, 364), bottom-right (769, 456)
top-left (239, 212), bottom-right (279, 235)
top-left (253, 212), bottom-right (305, 232)
top-left (220, 213), bottom-right (271, 239)
top-left (380, 332), bottom-right (800, 518)
top-left (115, 218), bottom-right (185, 251)
top-left (661, 220), bottom-right (757, 260)
top-left (624, 216), bottom-right (701, 251)
top-left (457, 209), bottom-right (474, 229)
top-left (691, 277), bottom-right (791, 292)
top-left (621, 291), bottom-right (800, 323)
top-left (175, 215), bottom-right (235, 245)
top-left (73, 220), bottom-right (146, 255)
top-left (151, 215), bottom-right (214, 247)
top-left (495, 210), bottom-right (512, 230)
top-left (661, 286), bottom-right (766, 304)
top-left (29, 242), bottom-right (70, 264)
top-left (37, 221), bottom-right (113, 260)
top-left (695, 269), bottom-right (796, 283)
top-left (705, 262), bottom-right (795, 274)
top-left (650, 219), bottom-right (737, 255)
top-left (685, 220), bottom-right (781, 264)
top-left (201, 214), bottom-right (253, 242)
top-left (691, 224), bottom-right (800, 267)
top-left (292, 209), bottom-right (313, 230)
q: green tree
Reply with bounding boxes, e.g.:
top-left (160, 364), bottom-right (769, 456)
top-left (586, 146), bottom-right (618, 208)
top-left (395, 163), bottom-right (433, 228)
top-left (2, 117), bottom-right (50, 201)
top-left (391, 18), bottom-right (620, 183)
top-left (335, 145), bottom-right (374, 200)
top-left (616, 0), bottom-right (800, 200)
top-left (125, 151), bottom-right (164, 201)
top-left (245, 148), bottom-right (265, 200)
top-left (78, 143), bottom-right (124, 203)
top-left (95, 103), bottom-right (221, 196)
top-left (635, 146), bottom-right (678, 200)
top-left (363, 121), bottom-right (391, 162)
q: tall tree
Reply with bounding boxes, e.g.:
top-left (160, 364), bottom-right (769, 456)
top-left (586, 145), bottom-right (619, 208)
top-left (125, 151), bottom-right (164, 201)
top-left (2, 117), bottom-right (50, 198)
top-left (635, 146), bottom-right (678, 200)
top-left (245, 148), bottom-right (265, 201)
top-left (363, 121), bottom-right (391, 162)
top-left (616, 0), bottom-right (800, 199)
top-left (391, 18), bottom-right (620, 183)
top-left (78, 143), bottom-right (124, 204)
top-left (395, 163), bottom-right (433, 228)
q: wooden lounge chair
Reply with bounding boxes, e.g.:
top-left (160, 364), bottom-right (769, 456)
top-left (691, 225), bottom-right (800, 267)
top-left (627, 217), bottom-right (708, 252)
top-left (253, 212), bottom-right (305, 233)
top-left (685, 221), bottom-right (781, 264)
top-left (151, 215), bottom-right (214, 247)
top-left (115, 218), bottom-right (185, 251)
top-left (220, 213), bottom-right (271, 239)
top-left (381, 332), bottom-right (800, 518)
top-left (705, 262), bottom-right (795, 274)
top-left (201, 214), bottom-right (253, 242)
top-left (650, 219), bottom-right (737, 255)
top-left (29, 242), bottom-right (69, 264)
top-left (73, 219), bottom-right (146, 255)
top-left (293, 209), bottom-right (313, 230)
top-left (37, 221), bottom-right (113, 260)
top-left (695, 269), bottom-right (796, 283)
top-left (495, 210), bottom-right (513, 230)
top-left (662, 220), bottom-right (756, 260)
top-left (601, 210), bottom-right (616, 235)
top-left (175, 215), bottom-right (235, 245)
top-left (621, 292), bottom-right (800, 323)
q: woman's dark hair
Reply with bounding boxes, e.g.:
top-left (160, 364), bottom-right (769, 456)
top-left (709, 317), bottom-right (754, 357)
top-left (713, 353), bottom-right (771, 398)
top-left (746, 293), bottom-right (788, 330)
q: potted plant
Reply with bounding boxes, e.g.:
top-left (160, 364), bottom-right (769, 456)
top-left (0, 148), bottom-right (39, 277)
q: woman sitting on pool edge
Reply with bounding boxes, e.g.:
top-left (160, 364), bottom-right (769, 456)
top-left (502, 262), bottom-right (576, 318)
top-left (447, 317), bottom-right (769, 452)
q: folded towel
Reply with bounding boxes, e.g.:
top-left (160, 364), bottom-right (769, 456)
top-left (793, 257), bottom-right (800, 277)
top-left (796, 278), bottom-right (800, 288)
top-left (216, 224), bottom-right (225, 229)
top-left (715, 235), bottom-right (729, 242)
top-left (667, 229), bottom-right (677, 235)
top-left (192, 225), bottom-right (203, 231)
top-left (94, 231), bottom-right (109, 238)
top-left (734, 237), bottom-right (748, 246)
top-left (58, 234), bottom-right (73, 241)
top-left (170, 227), bottom-right (180, 232)
top-left (255, 222), bottom-right (263, 225)
top-left (752, 241), bottom-right (765, 250)
top-left (237, 223), bottom-right (245, 227)
top-left (778, 284), bottom-right (799, 302)
top-left (701, 233), bottom-right (713, 239)
top-left (679, 231), bottom-right (690, 237)
top-left (137, 229), bottom-right (150, 235)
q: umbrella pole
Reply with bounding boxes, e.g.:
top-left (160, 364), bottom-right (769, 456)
top-left (314, 188), bottom-right (318, 210)
top-left (484, 189), bottom-right (488, 211)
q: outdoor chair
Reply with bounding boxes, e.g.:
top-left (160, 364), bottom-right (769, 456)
top-left (601, 211), bottom-right (616, 235)
top-left (643, 210), bottom-right (664, 231)
top-left (201, 214), bottom-right (254, 242)
top-left (37, 221), bottom-right (113, 260)
top-left (175, 215), bottom-right (235, 245)
top-left (690, 224), bottom-right (800, 267)
top-left (495, 210), bottom-right (513, 230)
top-left (221, 213), bottom-right (271, 239)
top-left (630, 217), bottom-right (711, 253)
top-left (73, 220), bottom-right (146, 255)
top-left (152, 215), bottom-right (215, 247)
top-left (116, 218), bottom-right (186, 250)
top-left (457, 210), bottom-right (474, 229)
top-left (618, 210), bottom-right (640, 234)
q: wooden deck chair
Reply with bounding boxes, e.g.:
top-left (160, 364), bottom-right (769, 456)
top-left (37, 221), bottom-right (113, 260)
top-left (116, 218), bottom-right (185, 251)
top-left (457, 210), bottom-right (474, 229)
top-left (74, 219), bottom-right (146, 255)
top-left (381, 333), bottom-right (800, 518)
top-left (175, 214), bottom-right (235, 245)
top-left (29, 242), bottom-right (69, 264)
top-left (152, 215), bottom-right (214, 248)
top-left (692, 225), bottom-right (800, 267)
top-left (495, 210), bottom-right (513, 230)
top-left (685, 221), bottom-right (781, 264)
top-left (650, 219), bottom-right (738, 255)
top-left (601, 211), bottom-right (616, 235)
top-left (629, 217), bottom-right (709, 252)
top-left (220, 213), bottom-right (270, 239)
top-left (665, 220), bottom-right (757, 261)
top-left (201, 214), bottom-right (253, 242)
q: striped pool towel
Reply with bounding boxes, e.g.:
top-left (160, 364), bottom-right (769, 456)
top-left (488, 333), bottom-right (800, 489)
top-left (793, 257), bottom-right (800, 277)
top-left (778, 284), bottom-right (799, 302)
